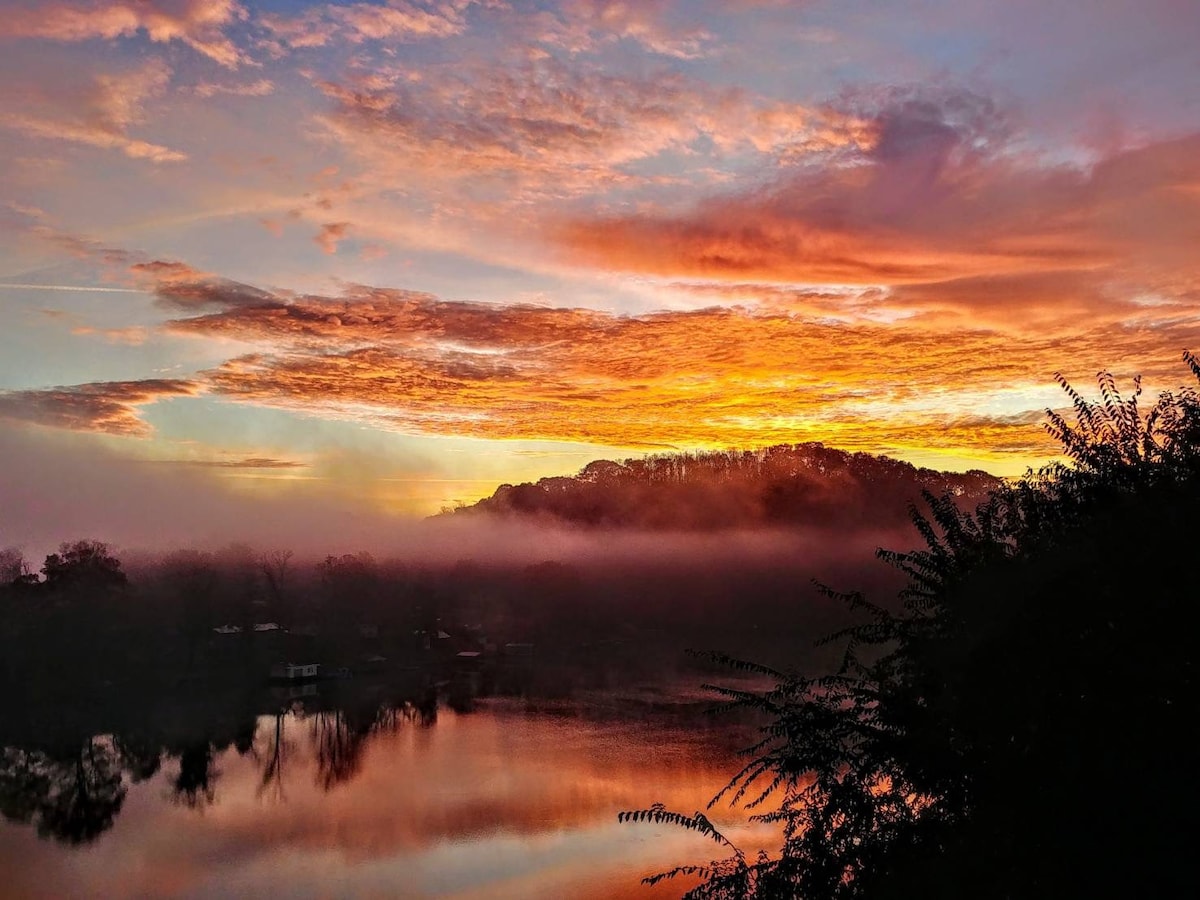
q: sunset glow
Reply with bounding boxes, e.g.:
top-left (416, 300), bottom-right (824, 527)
top-left (4, 0), bottom-right (1200, 549)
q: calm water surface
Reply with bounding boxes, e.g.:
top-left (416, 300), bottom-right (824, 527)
top-left (0, 690), bottom-right (773, 899)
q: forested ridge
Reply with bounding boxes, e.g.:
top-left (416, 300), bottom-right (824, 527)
top-left (452, 444), bottom-right (1000, 530)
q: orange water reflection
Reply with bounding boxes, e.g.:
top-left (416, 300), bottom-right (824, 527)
top-left (0, 702), bottom-right (776, 899)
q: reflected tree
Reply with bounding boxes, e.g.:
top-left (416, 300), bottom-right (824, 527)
top-left (255, 709), bottom-right (293, 802)
top-left (171, 741), bottom-right (219, 810)
top-left (0, 738), bottom-right (127, 845)
top-left (312, 710), bottom-right (371, 791)
top-left (114, 734), bottom-right (163, 783)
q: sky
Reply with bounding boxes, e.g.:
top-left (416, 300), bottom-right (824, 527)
top-left (2, 0), bottom-right (1200, 551)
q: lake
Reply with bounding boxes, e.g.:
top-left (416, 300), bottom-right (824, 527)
top-left (0, 679), bottom-right (776, 899)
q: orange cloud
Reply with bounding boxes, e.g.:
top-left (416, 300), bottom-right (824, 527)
top-left (0, 0), bottom-right (248, 68)
top-left (129, 259), bottom-right (280, 309)
top-left (315, 221), bottom-right (351, 254)
top-left (261, 0), bottom-right (478, 52)
top-left (0, 379), bottom-right (199, 436)
top-left (534, 0), bottom-right (714, 59)
top-left (132, 268), bottom-right (1200, 467)
top-left (553, 93), bottom-right (1200, 289)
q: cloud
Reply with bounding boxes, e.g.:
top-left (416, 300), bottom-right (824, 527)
top-left (0, 0), bottom-right (248, 68)
top-left (0, 58), bottom-right (186, 162)
top-left (129, 259), bottom-right (281, 310)
top-left (123, 265), bottom-right (1200, 464)
top-left (68, 325), bottom-right (150, 344)
top-left (0, 379), bottom-right (199, 437)
top-left (151, 456), bottom-right (308, 469)
top-left (261, 0), bottom-right (479, 52)
top-left (315, 222), bottom-right (352, 254)
top-left (309, 53), bottom-right (852, 215)
top-left (534, 0), bottom-right (715, 59)
top-left (553, 90), bottom-right (1200, 289)
top-left (190, 78), bottom-right (274, 99)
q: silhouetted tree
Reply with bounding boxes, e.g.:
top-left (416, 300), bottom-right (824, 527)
top-left (162, 549), bottom-right (217, 674)
top-left (625, 355), bottom-right (1200, 899)
top-left (0, 547), bottom-right (34, 587)
top-left (41, 540), bottom-right (126, 592)
top-left (258, 548), bottom-right (293, 609)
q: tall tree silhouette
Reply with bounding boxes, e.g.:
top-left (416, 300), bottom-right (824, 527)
top-left (623, 354), bottom-right (1200, 899)
top-left (41, 540), bottom-right (126, 592)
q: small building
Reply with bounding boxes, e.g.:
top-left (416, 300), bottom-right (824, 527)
top-left (270, 662), bottom-right (320, 682)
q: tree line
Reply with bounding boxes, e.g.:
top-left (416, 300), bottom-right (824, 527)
top-left (453, 443), bottom-right (999, 530)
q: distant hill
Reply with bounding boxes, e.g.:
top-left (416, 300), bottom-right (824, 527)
top-left (449, 443), bottom-right (1002, 531)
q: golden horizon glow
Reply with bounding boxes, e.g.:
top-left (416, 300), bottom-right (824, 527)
top-left (3, 1), bottom-right (1200, 544)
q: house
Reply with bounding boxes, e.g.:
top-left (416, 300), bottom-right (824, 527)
top-left (269, 662), bottom-right (320, 681)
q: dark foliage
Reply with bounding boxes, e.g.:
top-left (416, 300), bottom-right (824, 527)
top-left (452, 443), bottom-right (998, 531)
top-left (41, 540), bottom-right (127, 592)
top-left (624, 355), bottom-right (1200, 899)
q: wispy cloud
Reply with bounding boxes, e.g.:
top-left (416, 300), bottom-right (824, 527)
top-left (0, 0), bottom-right (248, 68)
top-left (260, 0), bottom-right (478, 52)
top-left (308, 52), bottom-right (857, 226)
top-left (0, 57), bottom-right (185, 162)
top-left (0, 379), bottom-right (199, 436)
top-left (533, 0), bottom-right (716, 59)
top-left (190, 78), bottom-right (275, 99)
top-left (149, 456), bottom-right (308, 469)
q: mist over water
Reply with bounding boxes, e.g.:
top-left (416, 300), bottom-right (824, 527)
top-left (1, 422), bottom-right (922, 573)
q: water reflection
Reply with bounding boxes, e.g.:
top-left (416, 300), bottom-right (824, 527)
top-left (0, 668), bottom-right (765, 898)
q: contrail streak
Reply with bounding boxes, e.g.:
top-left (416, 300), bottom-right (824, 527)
top-left (0, 282), bottom-right (152, 294)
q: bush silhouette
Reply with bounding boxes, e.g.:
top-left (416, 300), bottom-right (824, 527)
top-left (623, 353), bottom-right (1200, 899)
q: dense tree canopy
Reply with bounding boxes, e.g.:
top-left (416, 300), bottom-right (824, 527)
top-left (41, 540), bottom-right (126, 592)
top-left (627, 356), bottom-right (1200, 899)
top-left (454, 443), bottom-right (998, 531)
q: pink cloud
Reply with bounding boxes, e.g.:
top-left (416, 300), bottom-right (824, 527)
top-left (261, 0), bottom-right (480, 52)
top-left (534, 0), bottom-right (714, 59)
top-left (190, 77), bottom-right (275, 99)
top-left (0, 0), bottom-right (248, 68)
top-left (552, 89), bottom-right (1200, 291)
top-left (315, 221), bottom-right (352, 254)
top-left (0, 58), bottom-right (185, 162)
top-left (309, 54), bottom-right (851, 216)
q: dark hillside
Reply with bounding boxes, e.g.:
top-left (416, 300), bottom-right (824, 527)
top-left (451, 443), bottom-right (1000, 530)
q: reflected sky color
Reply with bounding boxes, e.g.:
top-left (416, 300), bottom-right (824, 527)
top-left (0, 706), bottom-right (771, 899)
top-left (2, 1), bottom-right (1200, 546)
